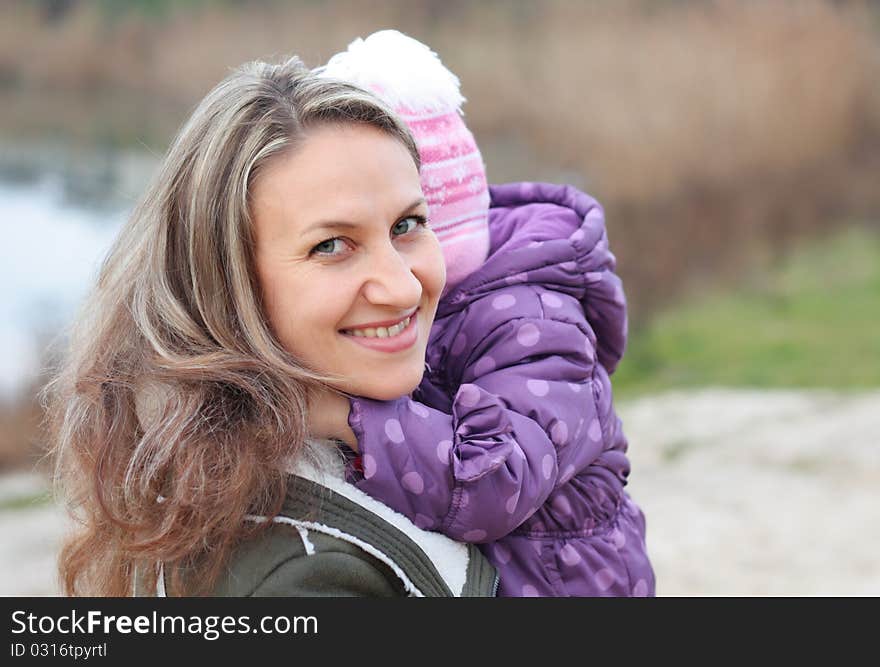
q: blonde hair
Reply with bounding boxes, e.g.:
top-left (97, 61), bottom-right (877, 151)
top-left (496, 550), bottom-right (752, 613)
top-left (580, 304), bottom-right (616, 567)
top-left (43, 56), bottom-right (420, 596)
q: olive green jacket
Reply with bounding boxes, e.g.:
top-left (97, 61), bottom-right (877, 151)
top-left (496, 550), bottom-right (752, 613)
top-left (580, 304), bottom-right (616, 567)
top-left (137, 459), bottom-right (498, 597)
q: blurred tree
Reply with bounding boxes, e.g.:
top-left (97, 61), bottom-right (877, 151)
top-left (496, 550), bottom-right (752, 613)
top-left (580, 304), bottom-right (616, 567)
top-left (39, 0), bottom-right (77, 24)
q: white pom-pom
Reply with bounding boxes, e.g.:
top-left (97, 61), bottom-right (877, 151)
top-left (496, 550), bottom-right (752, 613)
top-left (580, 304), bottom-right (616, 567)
top-left (316, 29), bottom-right (466, 113)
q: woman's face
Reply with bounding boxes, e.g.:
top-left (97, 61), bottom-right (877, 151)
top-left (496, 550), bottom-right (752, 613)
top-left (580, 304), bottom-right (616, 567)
top-left (251, 123), bottom-right (446, 400)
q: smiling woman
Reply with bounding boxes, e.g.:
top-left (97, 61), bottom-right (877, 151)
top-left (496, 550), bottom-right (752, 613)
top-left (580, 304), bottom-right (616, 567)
top-left (42, 56), bottom-right (496, 597)
top-left (251, 123), bottom-right (445, 403)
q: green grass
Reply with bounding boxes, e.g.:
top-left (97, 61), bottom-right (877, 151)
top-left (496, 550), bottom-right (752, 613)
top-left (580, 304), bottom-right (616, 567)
top-left (613, 225), bottom-right (880, 397)
top-left (0, 491), bottom-right (52, 512)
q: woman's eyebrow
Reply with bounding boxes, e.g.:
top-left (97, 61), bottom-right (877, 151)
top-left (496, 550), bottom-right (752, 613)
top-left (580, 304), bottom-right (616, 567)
top-left (401, 197), bottom-right (428, 212)
top-left (303, 197), bottom-right (427, 234)
top-left (303, 220), bottom-right (362, 235)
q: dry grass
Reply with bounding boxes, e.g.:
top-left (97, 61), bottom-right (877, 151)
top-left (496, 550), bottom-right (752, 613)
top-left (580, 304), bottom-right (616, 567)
top-left (3, 2), bottom-right (877, 198)
top-left (0, 385), bottom-right (48, 471)
top-left (520, 1), bottom-right (877, 200)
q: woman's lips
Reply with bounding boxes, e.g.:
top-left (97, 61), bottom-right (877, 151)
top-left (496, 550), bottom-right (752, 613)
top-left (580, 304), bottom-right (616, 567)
top-left (339, 309), bottom-right (419, 353)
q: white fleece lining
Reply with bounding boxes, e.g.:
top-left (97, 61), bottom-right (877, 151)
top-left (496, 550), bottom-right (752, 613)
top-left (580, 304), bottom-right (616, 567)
top-left (247, 515), bottom-right (315, 556)
top-left (291, 440), bottom-right (471, 596)
top-left (296, 525), bottom-right (316, 556)
top-left (250, 515), bottom-right (423, 597)
top-left (156, 564), bottom-right (167, 597)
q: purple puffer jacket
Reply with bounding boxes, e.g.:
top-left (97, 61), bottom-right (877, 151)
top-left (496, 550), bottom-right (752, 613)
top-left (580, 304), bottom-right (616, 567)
top-left (346, 182), bottom-right (655, 596)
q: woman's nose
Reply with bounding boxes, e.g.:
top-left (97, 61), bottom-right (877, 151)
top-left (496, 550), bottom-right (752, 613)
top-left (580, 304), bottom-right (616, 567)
top-left (361, 243), bottom-right (422, 307)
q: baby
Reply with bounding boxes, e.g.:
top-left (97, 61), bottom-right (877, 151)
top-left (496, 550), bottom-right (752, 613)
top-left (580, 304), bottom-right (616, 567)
top-left (318, 30), bottom-right (655, 596)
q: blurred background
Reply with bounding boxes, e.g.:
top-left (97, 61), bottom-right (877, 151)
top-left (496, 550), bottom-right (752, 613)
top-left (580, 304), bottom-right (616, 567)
top-left (1, 0), bottom-right (878, 595)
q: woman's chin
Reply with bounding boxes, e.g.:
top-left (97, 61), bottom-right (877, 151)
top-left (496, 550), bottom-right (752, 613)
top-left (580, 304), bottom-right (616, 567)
top-left (343, 373), bottom-right (423, 402)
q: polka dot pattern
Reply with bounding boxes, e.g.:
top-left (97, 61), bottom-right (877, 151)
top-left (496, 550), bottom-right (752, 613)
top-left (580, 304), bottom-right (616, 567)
top-left (401, 471), bottom-right (424, 495)
top-left (573, 418), bottom-right (585, 441)
top-left (505, 492), bottom-right (519, 515)
top-left (609, 528), bottom-right (627, 550)
top-left (560, 544), bottom-right (582, 566)
top-left (550, 420), bottom-right (569, 446)
top-left (407, 401), bottom-right (430, 418)
top-left (384, 419), bottom-right (405, 444)
top-left (457, 384), bottom-right (481, 408)
top-left (459, 490), bottom-right (470, 509)
top-left (362, 454), bottom-right (377, 480)
top-left (632, 579), bottom-right (649, 597)
top-left (559, 464), bottom-right (576, 484)
top-left (436, 439), bottom-right (452, 464)
top-left (588, 418), bottom-right (602, 442)
top-left (505, 272), bottom-right (529, 285)
top-left (552, 494), bottom-right (573, 516)
top-left (522, 584), bottom-right (539, 597)
top-left (540, 292), bottom-right (563, 308)
top-left (570, 228), bottom-right (585, 243)
top-left (516, 323), bottom-right (541, 347)
top-left (624, 497), bottom-right (640, 518)
top-left (451, 332), bottom-right (468, 356)
top-left (541, 454), bottom-right (554, 480)
top-left (526, 379), bottom-right (549, 397)
top-left (473, 355), bottom-right (496, 376)
top-left (463, 529), bottom-right (487, 542)
top-left (493, 543), bottom-right (512, 565)
top-left (596, 568), bottom-right (616, 591)
top-left (492, 294), bottom-right (517, 310)
top-left (567, 382), bottom-right (582, 393)
top-left (561, 261), bottom-right (577, 271)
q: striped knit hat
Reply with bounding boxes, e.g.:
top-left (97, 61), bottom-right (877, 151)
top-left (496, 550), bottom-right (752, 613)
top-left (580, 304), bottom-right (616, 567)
top-left (318, 30), bottom-right (490, 291)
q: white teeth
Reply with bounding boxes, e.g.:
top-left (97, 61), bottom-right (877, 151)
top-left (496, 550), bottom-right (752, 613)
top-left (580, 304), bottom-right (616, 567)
top-left (344, 316), bottom-right (411, 339)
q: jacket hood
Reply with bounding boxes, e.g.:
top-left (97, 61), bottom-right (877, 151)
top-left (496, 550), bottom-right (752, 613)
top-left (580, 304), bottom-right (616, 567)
top-left (436, 181), bottom-right (628, 372)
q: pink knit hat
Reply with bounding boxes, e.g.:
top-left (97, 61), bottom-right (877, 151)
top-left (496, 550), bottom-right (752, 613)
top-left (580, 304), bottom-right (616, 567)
top-left (318, 30), bottom-right (490, 292)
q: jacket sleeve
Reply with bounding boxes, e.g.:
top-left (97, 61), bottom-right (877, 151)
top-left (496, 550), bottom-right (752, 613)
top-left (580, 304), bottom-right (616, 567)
top-left (348, 288), bottom-right (596, 543)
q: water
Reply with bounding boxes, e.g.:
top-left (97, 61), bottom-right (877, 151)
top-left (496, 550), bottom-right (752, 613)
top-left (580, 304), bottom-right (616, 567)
top-left (0, 174), bottom-right (128, 399)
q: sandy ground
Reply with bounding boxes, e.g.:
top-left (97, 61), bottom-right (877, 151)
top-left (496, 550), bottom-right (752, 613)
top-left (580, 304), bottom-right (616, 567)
top-left (623, 388), bottom-right (880, 595)
top-left (1, 388), bottom-right (877, 596)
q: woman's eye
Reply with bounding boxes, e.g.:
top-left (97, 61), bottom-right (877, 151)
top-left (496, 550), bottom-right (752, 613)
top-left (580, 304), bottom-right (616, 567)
top-left (392, 215), bottom-right (428, 237)
top-left (311, 238), bottom-right (346, 256)
top-left (311, 216), bottom-right (427, 257)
